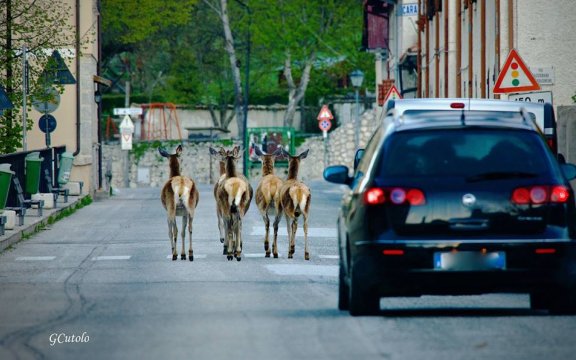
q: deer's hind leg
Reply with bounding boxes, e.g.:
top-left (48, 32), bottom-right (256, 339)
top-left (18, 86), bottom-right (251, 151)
top-left (187, 211), bottom-right (194, 262)
top-left (168, 217), bottom-right (178, 261)
top-left (180, 215), bottom-right (187, 260)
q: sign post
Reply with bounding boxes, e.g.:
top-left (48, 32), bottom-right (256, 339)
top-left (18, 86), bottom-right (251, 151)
top-left (317, 105), bottom-right (334, 167)
top-left (119, 115), bottom-right (135, 150)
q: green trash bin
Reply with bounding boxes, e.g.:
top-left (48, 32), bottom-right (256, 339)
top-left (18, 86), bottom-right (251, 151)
top-left (0, 164), bottom-right (14, 209)
top-left (57, 152), bottom-right (74, 185)
top-left (25, 152), bottom-right (43, 195)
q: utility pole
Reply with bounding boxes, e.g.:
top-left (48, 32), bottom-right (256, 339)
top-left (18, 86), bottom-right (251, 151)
top-left (123, 81), bottom-right (130, 188)
top-left (22, 45), bottom-right (28, 151)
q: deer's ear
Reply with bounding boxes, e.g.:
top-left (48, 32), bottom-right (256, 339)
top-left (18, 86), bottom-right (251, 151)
top-left (158, 147), bottom-right (170, 158)
top-left (298, 149), bottom-right (310, 159)
top-left (209, 147), bottom-right (218, 155)
top-left (253, 145), bottom-right (264, 157)
top-left (176, 145), bottom-right (183, 155)
top-left (272, 147), bottom-right (283, 157)
top-left (232, 146), bottom-right (240, 157)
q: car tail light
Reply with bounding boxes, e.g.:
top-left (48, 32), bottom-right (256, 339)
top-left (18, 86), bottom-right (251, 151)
top-left (551, 186), bottom-right (570, 202)
top-left (530, 186), bottom-right (547, 204)
top-left (546, 138), bottom-right (557, 153)
top-left (364, 187), bottom-right (426, 206)
top-left (382, 249), bottom-right (404, 256)
top-left (364, 188), bottom-right (385, 205)
top-left (450, 102), bottom-right (466, 109)
top-left (511, 185), bottom-right (570, 204)
top-left (535, 248), bottom-right (556, 255)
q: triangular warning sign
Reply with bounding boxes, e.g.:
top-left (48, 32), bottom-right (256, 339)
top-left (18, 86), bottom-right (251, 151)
top-left (493, 49), bottom-right (540, 94)
top-left (317, 105), bottom-right (333, 121)
top-left (384, 85), bottom-right (402, 102)
top-left (40, 50), bottom-right (76, 85)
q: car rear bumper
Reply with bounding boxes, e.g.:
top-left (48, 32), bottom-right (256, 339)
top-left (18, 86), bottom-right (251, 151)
top-left (351, 240), bottom-right (576, 296)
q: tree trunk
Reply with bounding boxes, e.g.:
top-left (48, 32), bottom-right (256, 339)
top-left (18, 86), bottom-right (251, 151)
top-left (282, 52), bottom-right (315, 128)
top-left (219, 0), bottom-right (244, 139)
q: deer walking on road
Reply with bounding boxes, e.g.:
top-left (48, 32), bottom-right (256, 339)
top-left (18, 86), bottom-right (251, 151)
top-left (277, 148), bottom-right (311, 260)
top-left (253, 146), bottom-right (284, 258)
top-left (212, 146), bottom-right (253, 261)
top-left (159, 145), bottom-right (199, 261)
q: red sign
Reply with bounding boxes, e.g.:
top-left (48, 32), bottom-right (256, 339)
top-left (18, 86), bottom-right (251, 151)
top-left (317, 105), bottom-right (333, 121)
top-left (384, 85), bottom-right (402, 102)
top-left (319, 119), bottom-right (332, 132)
top-left (493, 49), bottom-right (541, 94)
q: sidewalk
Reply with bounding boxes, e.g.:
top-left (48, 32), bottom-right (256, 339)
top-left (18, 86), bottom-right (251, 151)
top-left (0, 192), bottom-right (96, 253)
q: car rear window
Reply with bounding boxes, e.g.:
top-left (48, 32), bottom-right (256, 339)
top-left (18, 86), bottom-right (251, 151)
top-left (378, 128), bottom-right (551, 178)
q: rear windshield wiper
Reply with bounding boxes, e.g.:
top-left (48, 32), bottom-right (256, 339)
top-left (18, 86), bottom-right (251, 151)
top-left (466, 171), bottom-right (538, 183)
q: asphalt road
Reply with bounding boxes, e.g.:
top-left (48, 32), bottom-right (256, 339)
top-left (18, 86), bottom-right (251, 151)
top-left (0, 180), bottom-right (575, 360)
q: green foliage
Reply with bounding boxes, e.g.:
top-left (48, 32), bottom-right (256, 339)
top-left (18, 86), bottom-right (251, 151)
top-left (101, 0), bottom-right (374, 132)
top-left (101, 0), bottom-right (198, 45)
top-left (0, 0), bottom-right (83, 154)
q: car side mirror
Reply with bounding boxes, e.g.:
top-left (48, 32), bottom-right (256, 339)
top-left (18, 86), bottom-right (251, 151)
top-left (323, 165), bottom-right (352, 186)
top-left (354, 149), bottom-right (365, 171)
top-left (560, 163), bottom-right (576, 181)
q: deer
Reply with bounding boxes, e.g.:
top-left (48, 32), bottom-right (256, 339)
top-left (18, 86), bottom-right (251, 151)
top-left (213, 146), bottom-right (253, 261)
top-left (209, 146), bottom-right (229, 248)
top-left (277, 148), bottom-right (311, 260)
top-left (159, 145), bottom-right (199, 261)
top-left (253, 145), bottom-right (284, 258)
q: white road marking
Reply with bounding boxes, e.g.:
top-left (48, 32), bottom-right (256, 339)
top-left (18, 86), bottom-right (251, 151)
top-left (243, 253), bottom-right (284, 258)
top-left (264, 264), bottom-right (338, 277)
top-left (250, 227), bottom-right (336, 238)
top-left (92, 256), bottom-right (132, 261)
top-left (319, 255), bottom-right (339, 260)
top-left (15, 256), bottom-right (56, 261)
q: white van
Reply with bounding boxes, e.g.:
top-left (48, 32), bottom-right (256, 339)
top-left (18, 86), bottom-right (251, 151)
top-left (383, 98), bottom-right (558, 154)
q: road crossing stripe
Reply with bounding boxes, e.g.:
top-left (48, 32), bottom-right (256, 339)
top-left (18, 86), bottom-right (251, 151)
top-left (15, 256), bottom-right (56, 261)
top-left (319, 255), bottom-right (339, 259)
top-left (92, 256), bottom-right (132, 261)
top-left (250, 227), bottom-right (336, 238)
top-left (264, 264), bottom-right (338, 277)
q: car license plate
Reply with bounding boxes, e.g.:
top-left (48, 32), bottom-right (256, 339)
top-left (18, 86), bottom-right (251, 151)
top-left (433, 251), bottom-right (506, 271)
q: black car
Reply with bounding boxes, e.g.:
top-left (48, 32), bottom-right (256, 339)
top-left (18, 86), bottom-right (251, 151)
top-left (324, 110), bottom-right (576, 316)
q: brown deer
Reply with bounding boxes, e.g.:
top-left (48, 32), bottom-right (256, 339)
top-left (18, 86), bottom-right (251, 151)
top-left (277, 148), bottom-right (311, 260)
top-left (253, 146), bottom-right (284, 258)
top-left (159, 145), bottom-right (199, 261)
top-left (214, 146), bottom-right (253, 261)
top-left (209, 146), bottom-right (228, 247)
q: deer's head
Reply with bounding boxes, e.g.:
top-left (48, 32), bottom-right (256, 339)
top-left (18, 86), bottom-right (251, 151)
top-left (159, 145), bottom-right (183, 177)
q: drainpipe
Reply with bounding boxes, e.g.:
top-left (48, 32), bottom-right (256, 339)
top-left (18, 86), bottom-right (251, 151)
top-left (456, 0), bottom-right (461, 97)
top-left (73, 0), bottom-right (81, 156)
top-left (97, 0), bottom-right (102, 188)
top-left (494, 0), bottom-right (501, 99)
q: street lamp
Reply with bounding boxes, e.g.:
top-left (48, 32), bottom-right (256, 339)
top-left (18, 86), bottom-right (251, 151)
top-left (350, 69), bottom-right (364, 149)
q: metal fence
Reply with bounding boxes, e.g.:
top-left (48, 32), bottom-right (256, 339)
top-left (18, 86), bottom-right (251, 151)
top-left (0, 146), bottom-right (66, 207)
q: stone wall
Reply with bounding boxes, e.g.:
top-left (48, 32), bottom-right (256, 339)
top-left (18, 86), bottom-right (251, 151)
top-left (102, 109), bottom-right (379, 188)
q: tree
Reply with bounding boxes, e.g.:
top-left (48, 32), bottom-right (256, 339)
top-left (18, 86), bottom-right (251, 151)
top-left (0, 0), bottom-right (78, 154)
top-left (203, 0), bottom-right (246, 139)
top-left (251, 0), bottom-right (364, 127)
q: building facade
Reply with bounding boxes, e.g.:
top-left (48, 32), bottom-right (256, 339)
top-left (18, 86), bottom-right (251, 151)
top-left (20, 0), bottom-right (103, 195)
top-left (370, 0), bottom-right (575, 112)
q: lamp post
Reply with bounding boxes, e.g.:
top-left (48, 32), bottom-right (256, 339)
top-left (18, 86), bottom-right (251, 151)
top-left (350, 69), bottom-right (364, 150)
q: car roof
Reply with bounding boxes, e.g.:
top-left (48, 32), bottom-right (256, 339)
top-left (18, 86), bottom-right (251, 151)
top-left (385, 110), bottom-right (540, 133)
top-left (386, 98), bottom-right (546, 114)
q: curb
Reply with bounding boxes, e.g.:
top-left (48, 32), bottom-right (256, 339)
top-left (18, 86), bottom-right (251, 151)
top-left (0, 194), bottom-right (90, 253)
